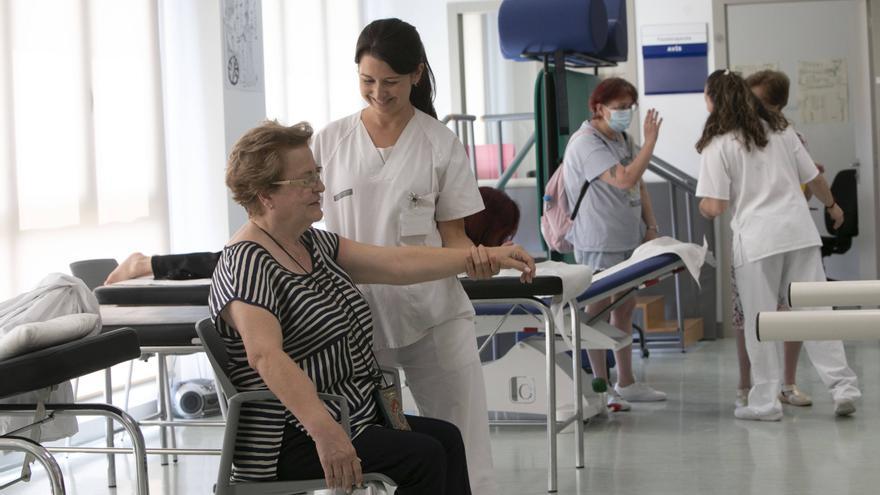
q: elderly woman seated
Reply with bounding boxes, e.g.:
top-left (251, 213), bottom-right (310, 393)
top-left (204, 121), bottom-right (533, 494)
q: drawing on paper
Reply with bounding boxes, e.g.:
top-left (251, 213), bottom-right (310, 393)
top-left (798, 59), bottom-right (848, 124)
top-left (223, 0), bottom-right (261, 91)
top-left (730, 62), bottom-right (778, 78)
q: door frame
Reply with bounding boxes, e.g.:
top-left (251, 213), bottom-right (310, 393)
top-left (446, 1), bottom-right (501, 115)
top-left (711, 0), bottom-right (878, 341)
top-left (713, 0), bottom-right (878, 276)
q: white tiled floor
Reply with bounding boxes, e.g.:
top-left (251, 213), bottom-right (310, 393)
top-left (4, 338), bottom-right (880, 494)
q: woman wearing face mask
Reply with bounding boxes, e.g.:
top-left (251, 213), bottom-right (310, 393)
top-left (312, 18), bottom-right (500, 494)
top-left (561, 77), bottom-right (665, 411)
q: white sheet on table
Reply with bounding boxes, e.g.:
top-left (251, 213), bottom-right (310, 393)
top-left (110, 277), bottom-right (211, 286)
top-left (0, 273), bottom-right (102, 440)
top-left (592, 236), bottom-right (708, 287)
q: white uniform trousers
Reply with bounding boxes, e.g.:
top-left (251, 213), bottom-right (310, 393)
top-left (375, 316), bottom-right (497, 495)
top-left (736, 246), bottom-right (861, 415)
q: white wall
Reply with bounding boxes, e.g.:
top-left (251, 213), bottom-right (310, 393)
top-left (158, 0), bottom-right (267, 248)
top-left (724, 0), bottom-right (876, 281)
top-left (362, 0), bottom-right (456, 116)
top-left (634, 0), bottom-right (714, 180)
top-left (159, 0), bottom-right (229, 253)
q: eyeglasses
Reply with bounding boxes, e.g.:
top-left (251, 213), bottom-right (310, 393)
top-left (606, 103), bottom-right (637, 111)
top-left (273, 167), bottom-right (323, 188)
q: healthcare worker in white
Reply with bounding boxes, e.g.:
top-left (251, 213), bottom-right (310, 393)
top-left (313, 18), bottom-right (497, 494)
top-left (695, 69), bottom-right (860, 421)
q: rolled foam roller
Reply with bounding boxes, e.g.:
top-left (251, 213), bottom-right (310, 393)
top-left (597, 0), bottom-right (627, 61)
top-left (498, 0), bottom-right (609, 60)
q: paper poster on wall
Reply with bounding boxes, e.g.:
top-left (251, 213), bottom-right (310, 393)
top-left (730, 63), bottom-right (779, 78)
top-left (641, 24), bottom-right (708, 95)
top-left (797, 59), bottom-right (848, 124)
top-left (222, 0), bottom-right (262, 91)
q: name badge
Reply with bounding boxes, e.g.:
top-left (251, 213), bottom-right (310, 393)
top-left (333, 189), bottom-right (353, 201)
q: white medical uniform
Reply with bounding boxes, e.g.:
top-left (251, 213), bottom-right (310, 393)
top-left (697, 126), bottom-right (860, 416)
top-left (314, 109), bottom-right (497, 493)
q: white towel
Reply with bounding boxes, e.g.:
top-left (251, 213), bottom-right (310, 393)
top-left (593, 236), bottom-right (709, 287)
top-left (0, 273), bottom-right (101, 440)
top-left (0, 313), bottom-right (101, 361)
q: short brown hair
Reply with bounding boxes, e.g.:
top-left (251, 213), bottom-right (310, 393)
top-left (589, 77), bottom-right (638, 116)
top-left (225, 120), bottom-right (313, 216)
top-left (745, 70), bottom-right (790, 109)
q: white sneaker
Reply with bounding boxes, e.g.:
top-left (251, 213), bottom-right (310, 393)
top-left (615, 382), bottom-right (667, 402)
top-left (734, 405), bottom-right (783, 421)
top-left (735, 388), bottom-right (749, 408)
top-left (607, 390), bottom-right (631, 412)
top-left (834, 398), bottom-right (856, 417)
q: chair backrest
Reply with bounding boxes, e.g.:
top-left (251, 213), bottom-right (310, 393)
top-left (195, 317), bottom-right (237, 398)
top-left (824, 168), bottom-right (858, 238)
top-left (69, 258), bottom-right (119, 290)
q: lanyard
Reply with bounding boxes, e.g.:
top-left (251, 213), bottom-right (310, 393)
top-left (254, 224), bottom-right (388, 387)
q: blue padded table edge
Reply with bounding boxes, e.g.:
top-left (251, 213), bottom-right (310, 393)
top-left (95, 284), bottom-right (210, 306)
top-left (578, 253), bottom-right (682, 303)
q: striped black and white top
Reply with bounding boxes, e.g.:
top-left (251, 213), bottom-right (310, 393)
top-left (209, 228), bottom-right (381, 481)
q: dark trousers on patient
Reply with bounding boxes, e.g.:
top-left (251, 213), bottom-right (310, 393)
top-left (277, 415), bottom-right (471, 495)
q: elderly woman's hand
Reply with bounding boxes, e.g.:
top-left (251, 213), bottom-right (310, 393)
top-left (465, 243), bottom-right (535, 283)
top-left (466, 245), bottom-right (500, 279)
top-left (312, 419), bottom-right (363, 493)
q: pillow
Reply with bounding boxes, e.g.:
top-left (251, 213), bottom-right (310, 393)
top-left (0, 313), bottom-right (100, 361)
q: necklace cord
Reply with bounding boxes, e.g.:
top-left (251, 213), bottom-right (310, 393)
top-left (253, 223), bottom-right (389, 387)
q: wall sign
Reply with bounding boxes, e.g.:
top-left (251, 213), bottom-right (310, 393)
top-left (641, 24), bottom-right (708, 95)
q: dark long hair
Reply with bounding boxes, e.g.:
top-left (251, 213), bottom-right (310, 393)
top-left (695, 69), bottom-right (788, 153)
top-left (355, 18), bottom-right (437, 119)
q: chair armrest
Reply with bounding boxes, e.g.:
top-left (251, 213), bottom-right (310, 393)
top-left (317, 393), bottom-right (351, 437)
top-left (378, 366), bottom-right (401, 389)
top-left (227, 390), bottom-right (352, 437)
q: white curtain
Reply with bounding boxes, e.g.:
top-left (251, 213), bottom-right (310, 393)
top-left (262, 0), bottom-right (363, 130)
top-left (0, 0), bottom-right (168, 301)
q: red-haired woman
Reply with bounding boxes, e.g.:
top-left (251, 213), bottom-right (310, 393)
top-left (464, 187), bottom-right (521, 247)
top-left (561, 77), bottom-right (665, 411)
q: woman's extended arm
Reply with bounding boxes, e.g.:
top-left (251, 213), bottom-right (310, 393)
top-left (806, 174), bottom-right (844, 229)
top-left (598, 109), bottom-right (663, 190)
top-left (221, 301), bottom-right (362, 491)
top-left (337, 238), bottom-right (535, 285)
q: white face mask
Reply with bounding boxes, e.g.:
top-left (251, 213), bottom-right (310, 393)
top-left (606, 108), bottom-right (633, 132)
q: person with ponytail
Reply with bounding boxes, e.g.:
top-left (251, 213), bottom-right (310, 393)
top-left (312, 18), bottom-right (498, 494)
top-left (695, 69), bottom-right (860, 421)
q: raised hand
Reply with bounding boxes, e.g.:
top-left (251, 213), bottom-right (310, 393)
top-left (643, 108), bottom-right (663, 144)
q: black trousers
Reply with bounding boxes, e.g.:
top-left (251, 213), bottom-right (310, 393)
top-left (151, 252), bottom-right (220, 280)
top-left (276, 416), bottom-right (471, 495)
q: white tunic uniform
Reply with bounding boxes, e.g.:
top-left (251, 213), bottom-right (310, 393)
top-left (697, 127), bottom-right (860, 416)
top-left (314, 109), bottom-right (484, 349)
top-left (314, 108), bottom-right (498, 494)
top-left (696, 127), bottom-right (821, 267)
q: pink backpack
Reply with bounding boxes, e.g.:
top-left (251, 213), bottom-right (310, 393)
top-left (540, 165), bottom-right (591, 253)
